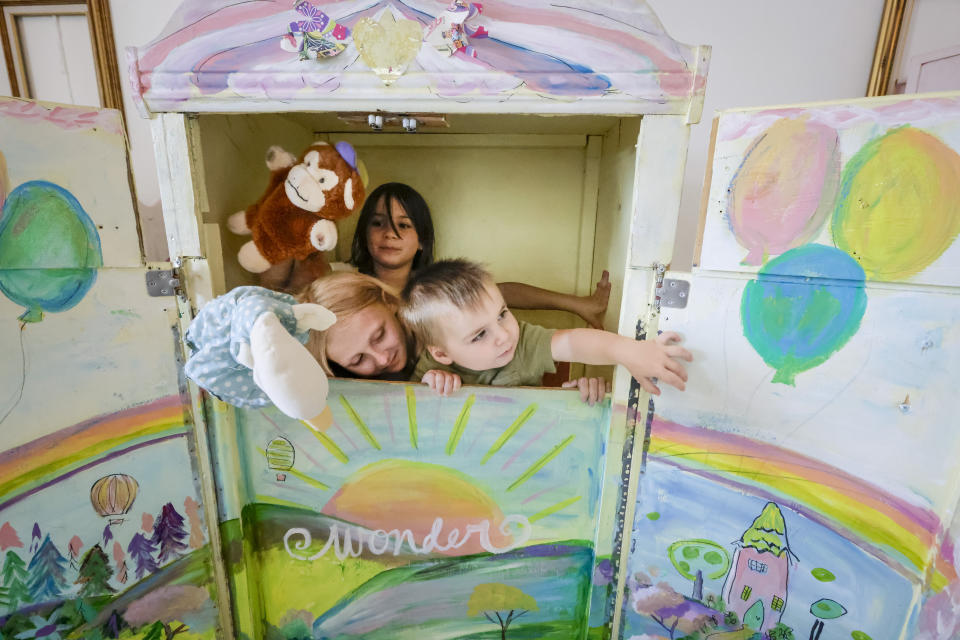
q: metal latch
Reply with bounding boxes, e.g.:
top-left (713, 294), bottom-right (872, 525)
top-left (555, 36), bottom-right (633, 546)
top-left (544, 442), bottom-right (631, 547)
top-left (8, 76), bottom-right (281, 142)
top-left (146, 269), bottom-right (181, 297)
top-left (334, 112), bottom-right (449, 132)
top-left (656, 278), bottom-right (689, 309)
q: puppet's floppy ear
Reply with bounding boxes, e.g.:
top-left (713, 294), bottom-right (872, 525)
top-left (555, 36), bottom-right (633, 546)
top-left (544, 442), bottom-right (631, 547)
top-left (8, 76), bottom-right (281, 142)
top-left (293, 303), bottom-right (337, 331)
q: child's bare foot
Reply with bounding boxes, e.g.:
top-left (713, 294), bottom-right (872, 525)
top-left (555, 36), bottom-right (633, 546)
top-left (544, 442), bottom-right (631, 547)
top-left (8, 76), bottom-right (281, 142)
top-left (578, 270), bottom-right (611, 329)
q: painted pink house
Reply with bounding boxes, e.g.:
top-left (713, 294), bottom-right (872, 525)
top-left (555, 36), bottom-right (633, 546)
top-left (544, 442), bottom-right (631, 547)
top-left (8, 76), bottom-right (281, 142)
top-left (721, 502), bottom-right (796, 633)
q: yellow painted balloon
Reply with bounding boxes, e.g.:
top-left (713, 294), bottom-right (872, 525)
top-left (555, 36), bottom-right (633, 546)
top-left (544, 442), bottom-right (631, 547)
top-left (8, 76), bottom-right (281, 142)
top-left (832, 126), bottom-right (960, 281)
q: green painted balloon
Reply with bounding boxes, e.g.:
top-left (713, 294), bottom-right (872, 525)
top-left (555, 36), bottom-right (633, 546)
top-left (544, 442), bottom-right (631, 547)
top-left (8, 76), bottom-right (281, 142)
top-left (851, 632), bottom-right (872, 640)
top-left (704, 551), bottom-right (724, 565)
top-left (0, 181), bottom-right (101, 322)
top-left (646, 512), bottom-right (660, 521)
top-left (811, 567), bottom-right (835, 582)
top-left (741, 244), bottom-right (867, 385)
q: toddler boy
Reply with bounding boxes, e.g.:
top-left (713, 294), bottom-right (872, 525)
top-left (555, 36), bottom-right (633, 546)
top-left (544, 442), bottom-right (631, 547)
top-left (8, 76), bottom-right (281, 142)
top-left (399, 259), bottom-right (691, 398)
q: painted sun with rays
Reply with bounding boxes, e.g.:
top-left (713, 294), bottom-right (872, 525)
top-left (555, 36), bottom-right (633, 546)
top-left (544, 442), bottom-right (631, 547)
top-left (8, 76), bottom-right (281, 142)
top-left (252, 382), bottom-right (610, 556)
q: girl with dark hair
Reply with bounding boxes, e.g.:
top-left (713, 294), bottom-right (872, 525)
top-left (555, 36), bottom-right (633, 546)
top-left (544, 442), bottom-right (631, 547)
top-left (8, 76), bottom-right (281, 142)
top-left (349, 182), bottom-right (434, 290)
top-left (349, 182), bottom-right (611, 328)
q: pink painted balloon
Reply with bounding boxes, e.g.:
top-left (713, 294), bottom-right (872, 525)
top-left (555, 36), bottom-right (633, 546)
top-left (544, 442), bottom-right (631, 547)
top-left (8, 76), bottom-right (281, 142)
top-left (0, 151), bottom-right (6, 209)
top-left (726, 118), bottom-right (840, 265)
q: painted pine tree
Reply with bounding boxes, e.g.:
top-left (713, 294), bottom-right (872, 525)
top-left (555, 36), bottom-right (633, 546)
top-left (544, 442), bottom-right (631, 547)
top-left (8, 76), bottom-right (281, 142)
top-left (183, 497), bottom-right (205, 550)
top-left (2, 550), bottom-right (30, 611)
top-left (76, 544), bottom-right (115, 597)
top-left (152, 503), bottom-right (188, 565)
top-left (0, 522), bottom-right (23, 550)
top-left (29, 524), bottom-right (40, 554)
top-left (127, 533), bottom-right (158, 580)
top-left (102, 609), bottom-right (129, 639)
top-left (142, 621), bottom-right (165, 640)
top-left (112, 541), bottom-right (128, 584)
top-left (27, 535), bottom-right (68, 601)
top-left (68, 535), bottom-right (83, 570)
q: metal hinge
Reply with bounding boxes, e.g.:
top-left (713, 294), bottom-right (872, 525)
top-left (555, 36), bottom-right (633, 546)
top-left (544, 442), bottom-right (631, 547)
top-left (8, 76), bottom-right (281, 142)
top-left (653, 263), bottom-right (689, 310)
top-left (656, 278), bottom-right (689, 309)
top-left (145, 268), bottom-right (181, 297)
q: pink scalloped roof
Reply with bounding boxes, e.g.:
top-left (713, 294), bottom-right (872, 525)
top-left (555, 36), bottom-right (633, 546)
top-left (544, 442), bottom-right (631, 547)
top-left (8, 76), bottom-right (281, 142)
top-left (129, 0), bottom-right (708, 115)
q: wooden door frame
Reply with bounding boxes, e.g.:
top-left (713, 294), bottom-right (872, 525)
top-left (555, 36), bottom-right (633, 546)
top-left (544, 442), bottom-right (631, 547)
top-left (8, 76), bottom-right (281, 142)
top-left (866, 0), bottom-right (908, 96)
top-left (0, 0), bottom-right (124, 118)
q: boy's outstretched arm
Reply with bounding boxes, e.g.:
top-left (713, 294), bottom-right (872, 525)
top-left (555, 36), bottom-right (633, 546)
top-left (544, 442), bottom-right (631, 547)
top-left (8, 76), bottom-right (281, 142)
top-left (550, 329), bottom-right (692, 395)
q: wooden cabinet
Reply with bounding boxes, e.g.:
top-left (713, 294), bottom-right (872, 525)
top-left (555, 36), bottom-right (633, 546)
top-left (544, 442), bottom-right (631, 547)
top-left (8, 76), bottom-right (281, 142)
top-left (3, 1), bottom-right (959, 639)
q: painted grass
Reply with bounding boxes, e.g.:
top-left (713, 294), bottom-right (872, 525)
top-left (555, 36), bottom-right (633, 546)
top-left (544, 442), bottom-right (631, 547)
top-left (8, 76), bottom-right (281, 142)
top-left (256, 544), bottom-right (389, 626)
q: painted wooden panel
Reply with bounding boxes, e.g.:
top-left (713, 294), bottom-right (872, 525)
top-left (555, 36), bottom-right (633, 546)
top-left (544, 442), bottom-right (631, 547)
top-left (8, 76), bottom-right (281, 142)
top-left (214, 380), bottom-right (620, 639)
top-left (0, 97), bottom-right (142, 269)
top-left (629, 115), bottom-right (690, 268)
top-left (696, 93), bottom-right (960, 287)
top-left (622, 272), bottom-right (960, 639)
top-left (0, 99), bottom-right (225, 639)
top-left (127, 0), bottom-right (708, 116)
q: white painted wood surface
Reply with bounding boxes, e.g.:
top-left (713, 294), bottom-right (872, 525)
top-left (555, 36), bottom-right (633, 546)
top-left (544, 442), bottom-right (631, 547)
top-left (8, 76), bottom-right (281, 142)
top-left (0, 96), bottom-right (141, 268)
top-left (629, 115), bottom-right (691, 269)
top-left (150, 113), bottom-right (204, 261)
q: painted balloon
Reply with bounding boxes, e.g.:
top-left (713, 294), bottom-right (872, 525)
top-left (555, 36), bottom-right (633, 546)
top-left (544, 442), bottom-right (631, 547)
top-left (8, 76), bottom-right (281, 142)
top-left (266, 436), bottom-right (295, 482)
top-left (0, 181), bottom-right (102, 322)
top-left (0, 150), bottom-right (7, 208)
top-left (832, 126), bottom-right (960, 281)
top-left (727, 118), bottom-right (840, 265)
top-left (741, 244), bottom-right (867, 385)
top-left (90, 474), bottom-right (139, 525)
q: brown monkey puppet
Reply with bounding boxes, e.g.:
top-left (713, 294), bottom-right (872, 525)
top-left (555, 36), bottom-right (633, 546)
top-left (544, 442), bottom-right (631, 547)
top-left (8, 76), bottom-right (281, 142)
top-left (228, 141), bottom-right (364, 293)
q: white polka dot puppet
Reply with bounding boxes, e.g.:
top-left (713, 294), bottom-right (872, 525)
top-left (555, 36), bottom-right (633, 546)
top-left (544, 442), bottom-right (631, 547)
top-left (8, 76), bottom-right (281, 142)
top-left (184, 286), bottom-right (336, 432)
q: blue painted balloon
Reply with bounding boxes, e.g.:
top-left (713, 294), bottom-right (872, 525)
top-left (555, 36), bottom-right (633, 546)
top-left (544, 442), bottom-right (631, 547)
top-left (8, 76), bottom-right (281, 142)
top-left (740, 244), bottom-right (867, 385)
top-left (0, 181), bottom-right (102, 322)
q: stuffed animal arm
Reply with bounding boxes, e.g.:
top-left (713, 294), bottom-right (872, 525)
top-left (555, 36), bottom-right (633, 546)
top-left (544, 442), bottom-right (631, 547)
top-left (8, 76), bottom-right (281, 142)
top-left (184, 286), bottom-right (336, 432)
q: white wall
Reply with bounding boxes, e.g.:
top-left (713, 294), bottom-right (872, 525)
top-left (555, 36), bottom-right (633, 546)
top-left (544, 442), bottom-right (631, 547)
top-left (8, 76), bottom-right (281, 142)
top-left (109, 0), bottom-right (180, 261)
top-left (647, 0), bottom-right (885, 270)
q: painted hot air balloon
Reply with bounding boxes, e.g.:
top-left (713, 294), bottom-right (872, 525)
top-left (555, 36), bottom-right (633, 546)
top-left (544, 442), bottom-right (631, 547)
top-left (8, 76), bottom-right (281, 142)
top-left (266, 437), bottom-right (295, 482)
top-left (90, 474), bottom-right (139, 525)
top-left (0, 180), bottom-right (102, 322)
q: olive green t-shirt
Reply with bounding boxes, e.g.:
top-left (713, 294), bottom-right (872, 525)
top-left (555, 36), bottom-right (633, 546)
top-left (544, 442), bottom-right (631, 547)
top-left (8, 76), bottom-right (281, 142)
top-left (412, 321), bottom-right (557, 387)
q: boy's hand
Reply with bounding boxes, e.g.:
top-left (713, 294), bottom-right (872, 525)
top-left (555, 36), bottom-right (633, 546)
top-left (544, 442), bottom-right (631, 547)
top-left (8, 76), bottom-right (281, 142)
top-left (562, 376), bottom-right (611, 406)
top-left (627, 331), bottom-right (693, 395)
top-left (421, 370), bottom-right (462, 396)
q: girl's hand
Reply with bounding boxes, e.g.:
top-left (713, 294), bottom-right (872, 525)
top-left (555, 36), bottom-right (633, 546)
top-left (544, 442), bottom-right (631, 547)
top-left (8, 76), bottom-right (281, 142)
top-left (421, 370), bottom-right (462, 396)
top-left (562, 376), bottom-right (611, 405)
top-left (625, 332), bottom-right (693, 395)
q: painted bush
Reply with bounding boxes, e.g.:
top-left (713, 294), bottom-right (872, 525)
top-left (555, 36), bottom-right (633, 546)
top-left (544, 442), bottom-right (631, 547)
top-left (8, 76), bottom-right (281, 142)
top-left (0, 181), bottom-right (102, 322)
top-left (741, 244), bottom-right (867, 385)
top-left (832, 126), bottom-right (960, 281)
top-left (727, 118), bottom-right (840, 265)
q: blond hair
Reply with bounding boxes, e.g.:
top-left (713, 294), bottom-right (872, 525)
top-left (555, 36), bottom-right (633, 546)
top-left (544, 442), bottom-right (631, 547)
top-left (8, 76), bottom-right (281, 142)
top-left (400, 259), bottom-right (494, 346)
top-left (298, 271), bottom-right (401, 375)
